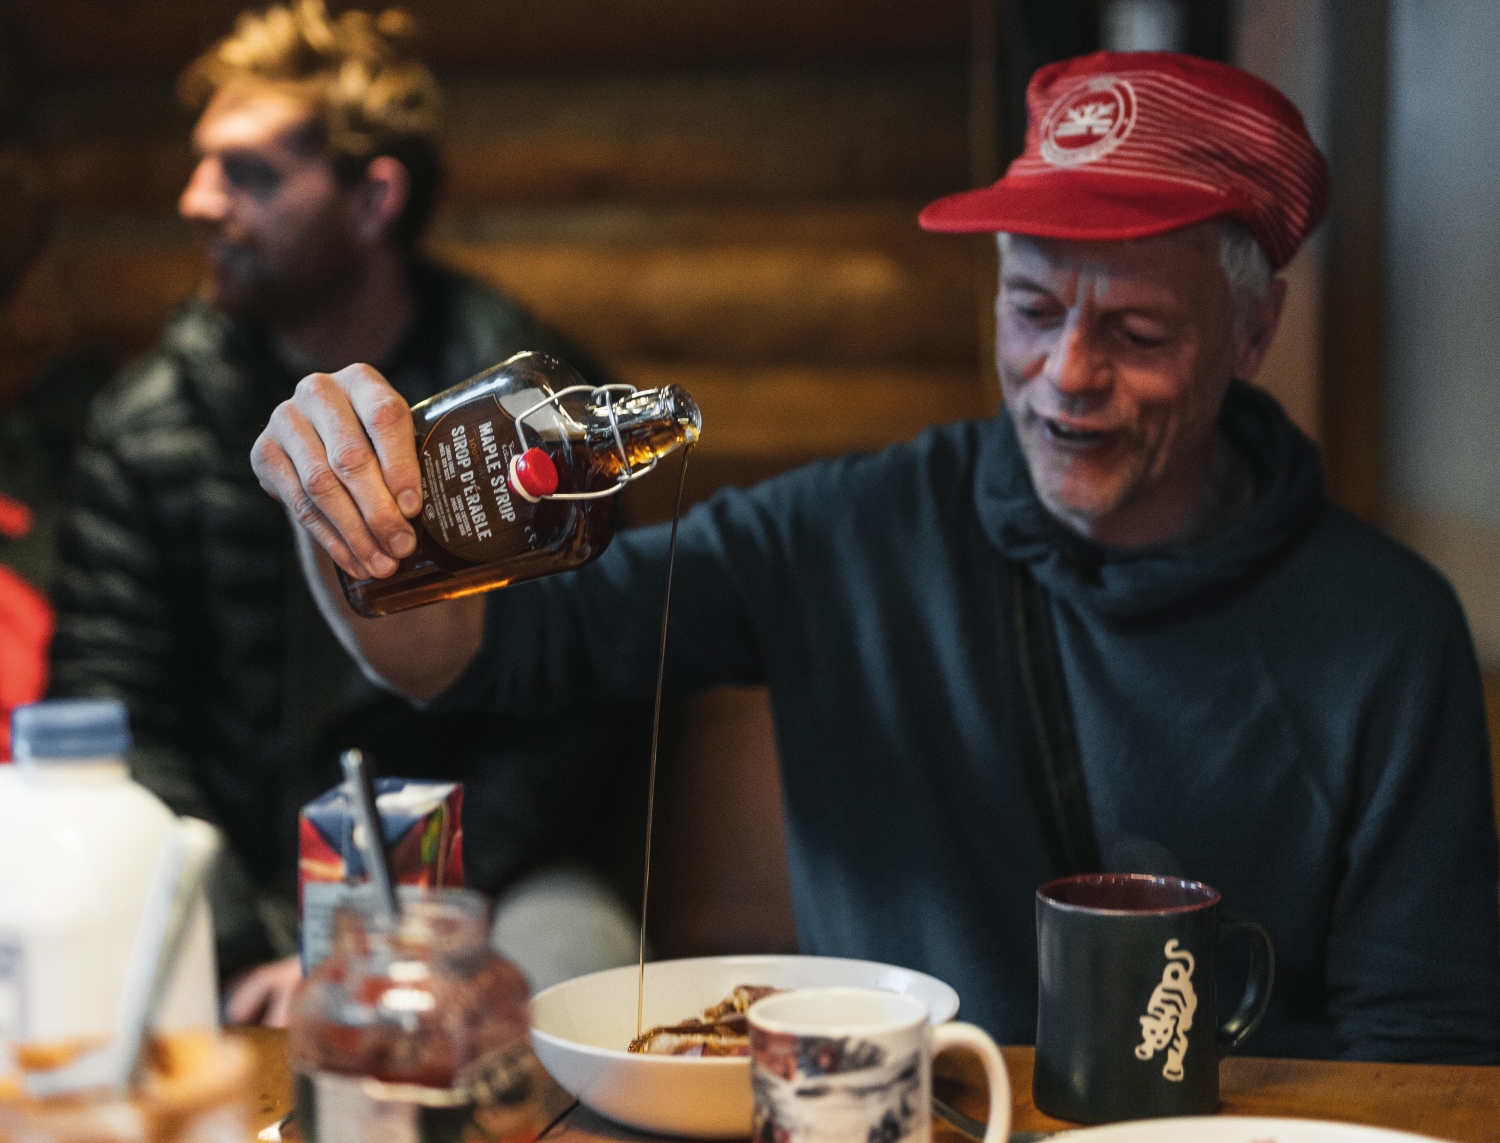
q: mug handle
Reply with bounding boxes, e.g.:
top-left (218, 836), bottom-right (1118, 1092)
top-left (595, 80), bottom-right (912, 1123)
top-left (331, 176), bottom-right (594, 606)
top-left (1217, 915), bottom-right (1276, 1053)
top-left (930, 1022), bottom-right (1011, 1143)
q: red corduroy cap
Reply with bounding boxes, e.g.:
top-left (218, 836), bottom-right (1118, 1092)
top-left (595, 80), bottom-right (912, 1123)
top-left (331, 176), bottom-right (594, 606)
top-left (919, 51), bottom-right (1328, 270)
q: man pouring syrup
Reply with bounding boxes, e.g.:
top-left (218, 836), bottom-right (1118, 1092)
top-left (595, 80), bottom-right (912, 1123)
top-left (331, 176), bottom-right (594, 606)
top-left (252, 52), bottom-right (1500, 1062)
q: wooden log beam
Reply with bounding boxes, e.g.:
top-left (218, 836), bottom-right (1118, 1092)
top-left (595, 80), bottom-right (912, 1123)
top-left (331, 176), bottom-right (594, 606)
top-left (615, 360), bottom-right (988, 459)
top-left (12, 202), bottom-right (982, 365)
top-left (9, 0), bottom-right (969, 78)
top-left (26, 66), bottom-right (970, 210)
top-left (435, 235), bottom-right (976, 365)
top-left (612, 359), bottom-right (990, 524)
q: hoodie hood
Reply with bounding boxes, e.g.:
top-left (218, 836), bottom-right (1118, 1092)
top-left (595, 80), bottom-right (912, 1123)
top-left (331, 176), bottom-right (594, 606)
top-left (974, 380), bottom-right (1325, 620)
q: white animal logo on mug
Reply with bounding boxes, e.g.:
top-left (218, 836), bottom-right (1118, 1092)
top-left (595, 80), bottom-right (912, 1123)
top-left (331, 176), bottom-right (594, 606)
top-left (1134, 939), bottom-right (1198, 1081)
top-left (1034, 874), bottom-right (1274, 1123)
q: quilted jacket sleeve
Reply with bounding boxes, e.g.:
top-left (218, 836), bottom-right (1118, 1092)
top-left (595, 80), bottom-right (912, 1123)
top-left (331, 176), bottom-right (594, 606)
top-left (49, 356), bottom-right (277, 976)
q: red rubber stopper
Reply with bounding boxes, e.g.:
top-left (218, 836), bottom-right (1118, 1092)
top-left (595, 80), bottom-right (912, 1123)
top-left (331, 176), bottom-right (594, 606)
top-left (511, 447), bottom-right (560, 499)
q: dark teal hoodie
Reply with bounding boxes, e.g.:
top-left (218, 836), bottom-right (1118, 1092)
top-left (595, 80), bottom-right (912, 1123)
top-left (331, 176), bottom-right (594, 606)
top-left (444, 381), bottom-right (1500, 1062)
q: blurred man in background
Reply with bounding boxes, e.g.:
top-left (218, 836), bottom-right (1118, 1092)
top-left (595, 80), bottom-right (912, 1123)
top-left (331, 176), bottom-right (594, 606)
top-left (51, 0), bottom-right (644, 1023)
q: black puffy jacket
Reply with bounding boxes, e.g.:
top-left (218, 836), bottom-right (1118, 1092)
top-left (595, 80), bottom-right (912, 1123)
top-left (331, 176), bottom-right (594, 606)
top-left (51, 263), bottom-right (648, 976)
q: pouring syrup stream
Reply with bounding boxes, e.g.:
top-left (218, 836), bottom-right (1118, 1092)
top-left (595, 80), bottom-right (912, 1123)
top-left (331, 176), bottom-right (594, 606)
top-left (637, 445), bottom-right (692, 1039)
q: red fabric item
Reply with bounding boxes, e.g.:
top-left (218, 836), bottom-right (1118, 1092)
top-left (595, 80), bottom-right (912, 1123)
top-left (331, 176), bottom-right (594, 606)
top-left (0, 495), bottom-right (33, 540)
top-left (919, 51), bottom-right (1329, 269)
top-left (0, 564), bottom-right (53, 762)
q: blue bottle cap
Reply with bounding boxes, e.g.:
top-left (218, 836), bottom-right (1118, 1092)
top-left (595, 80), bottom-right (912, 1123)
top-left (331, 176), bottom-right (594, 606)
top-left (11, 699), bottom-right (133, 762)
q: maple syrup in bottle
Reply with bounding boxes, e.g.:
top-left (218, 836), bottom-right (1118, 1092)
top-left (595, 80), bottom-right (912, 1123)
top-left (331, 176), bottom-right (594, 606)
top-left (340, 351), bottom-right (702, 617)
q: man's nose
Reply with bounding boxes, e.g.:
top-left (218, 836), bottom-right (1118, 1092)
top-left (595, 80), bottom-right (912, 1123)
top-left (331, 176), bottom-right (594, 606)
top-left (1042, 314), bottom-right (1110, 399)
top-left (179, 158), bottom-right (228, 224)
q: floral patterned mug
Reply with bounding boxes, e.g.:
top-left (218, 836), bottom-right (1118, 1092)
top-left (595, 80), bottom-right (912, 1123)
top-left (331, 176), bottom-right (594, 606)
top-left (748, 988), bottom-right (1010, 1143)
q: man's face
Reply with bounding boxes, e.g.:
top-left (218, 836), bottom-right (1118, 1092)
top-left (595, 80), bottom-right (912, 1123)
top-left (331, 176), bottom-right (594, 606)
top-left (179, 86), bottom-right (361, 320)
top-left (995, 226), bottom-right (1239, 547)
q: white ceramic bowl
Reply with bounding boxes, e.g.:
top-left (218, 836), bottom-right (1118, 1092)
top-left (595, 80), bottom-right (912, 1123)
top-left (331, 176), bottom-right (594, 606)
top-left (1052, 1119), bottom-right (1449, 1142)
top-left (530, 954), bottom-right (960, 1138)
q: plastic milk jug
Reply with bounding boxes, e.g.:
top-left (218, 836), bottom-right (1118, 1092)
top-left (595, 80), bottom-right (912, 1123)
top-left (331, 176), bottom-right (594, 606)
top-left (0, 699), bottom-right (218, 1060)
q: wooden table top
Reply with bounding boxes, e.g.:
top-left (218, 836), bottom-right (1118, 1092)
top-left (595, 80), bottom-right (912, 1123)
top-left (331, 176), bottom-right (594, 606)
top-left (235, 1027), bottom-right (1500, 1142)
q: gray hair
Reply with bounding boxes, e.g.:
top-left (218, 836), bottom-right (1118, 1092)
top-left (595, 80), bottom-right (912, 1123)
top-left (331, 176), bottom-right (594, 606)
top-left (996, 221), bottom-right (1274, 340)
top-left (1217, 220), bottom-right (1273, 340)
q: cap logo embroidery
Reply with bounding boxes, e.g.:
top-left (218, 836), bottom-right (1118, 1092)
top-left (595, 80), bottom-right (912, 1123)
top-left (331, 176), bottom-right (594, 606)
top-left (1040, 75), bottom-right (1137, 167)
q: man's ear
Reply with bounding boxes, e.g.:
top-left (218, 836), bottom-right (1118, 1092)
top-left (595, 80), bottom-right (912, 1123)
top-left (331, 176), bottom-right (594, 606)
top-left (1232, 275), bottom-right (1288, 382)
top-left (354, 155), bottom-right (411, 246)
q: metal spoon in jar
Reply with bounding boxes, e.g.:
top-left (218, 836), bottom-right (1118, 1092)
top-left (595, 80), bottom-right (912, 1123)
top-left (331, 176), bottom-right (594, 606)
top-left (340, 747), bottom-right (400, 923)
top-left (249, 751), bottom-right (397, 1143)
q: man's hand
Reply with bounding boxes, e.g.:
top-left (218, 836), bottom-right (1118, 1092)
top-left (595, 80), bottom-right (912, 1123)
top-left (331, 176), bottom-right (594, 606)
top-left (224, 955), bottom-right (302, 1028)
top-left (251, 363), bottom-right (422, 581)
top-left (251, 363), bottom-right (484, 700)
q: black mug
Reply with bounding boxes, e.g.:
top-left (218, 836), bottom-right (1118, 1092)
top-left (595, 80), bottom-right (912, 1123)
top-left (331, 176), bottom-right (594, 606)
top-left (1033, 873), bottom-right (1274, 1124)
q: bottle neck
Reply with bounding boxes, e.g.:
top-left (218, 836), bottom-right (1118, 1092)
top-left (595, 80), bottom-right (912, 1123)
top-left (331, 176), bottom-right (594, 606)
top-left (587, 386), bottom-right (702, 474)
top-left (15, 758), bottom-right (129, 786)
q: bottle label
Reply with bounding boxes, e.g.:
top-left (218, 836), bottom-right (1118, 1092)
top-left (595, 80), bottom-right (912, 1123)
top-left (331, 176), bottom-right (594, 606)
top-left (418, 398), bottom-right (539, 563)
top-left (300, 883), bottom-right (428, 976)
top-left (299, 1040), bottom-right (548, 1143)
top-left (0, 935), bottom-right (24, 1045)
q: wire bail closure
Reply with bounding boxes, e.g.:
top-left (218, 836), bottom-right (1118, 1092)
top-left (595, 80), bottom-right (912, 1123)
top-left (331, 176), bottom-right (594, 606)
top-left (508, 384), bottom-right (659, 503)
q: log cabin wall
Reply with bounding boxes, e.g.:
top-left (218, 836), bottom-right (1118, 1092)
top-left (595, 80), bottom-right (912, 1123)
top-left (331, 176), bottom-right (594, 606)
top-left (0, 0), bottom-right (994, 524)
top-left (0, 0), bottom-right (997, 956)
top-left (13, 2), bottom-right (1485, 941)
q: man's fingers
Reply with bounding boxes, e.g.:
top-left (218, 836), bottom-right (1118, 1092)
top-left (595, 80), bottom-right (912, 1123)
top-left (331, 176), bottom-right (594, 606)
top-left (250, 363), bottom-right (422, 577)
top-left (258, 401), bottom-right (397, 578)
top-left (260, 955), bottom-right (303, 1030)
top-left (279, 401), bottom-right (398, 576)
top-left (296, 370), bottom-right (415, 560)
top-left (264, 962), bottom-right (302, 1028)
top-left (225, 968), bottom-right (272, 1026)
top-left (335, 363), bottom-right (423, 519)
top-left (224, 956), bottom-right (302, 1028)
top-left (292, 498), bottom-right (372, 582)
top-left (252, 429), bottom-right (372, 579)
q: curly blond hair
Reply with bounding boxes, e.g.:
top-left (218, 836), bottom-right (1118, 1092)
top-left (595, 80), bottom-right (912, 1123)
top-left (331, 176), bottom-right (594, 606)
top-left (180, 0), bottom-right (443, 243)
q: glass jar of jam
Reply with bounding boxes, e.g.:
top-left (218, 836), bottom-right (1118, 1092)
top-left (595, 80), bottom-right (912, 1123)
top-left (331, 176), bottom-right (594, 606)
top-left (288, 890), bottom-right (543, 1143)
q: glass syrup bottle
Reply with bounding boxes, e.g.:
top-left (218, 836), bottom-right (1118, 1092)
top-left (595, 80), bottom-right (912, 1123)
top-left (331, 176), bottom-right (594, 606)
top-left (340, 351), bottom-right (702, 617)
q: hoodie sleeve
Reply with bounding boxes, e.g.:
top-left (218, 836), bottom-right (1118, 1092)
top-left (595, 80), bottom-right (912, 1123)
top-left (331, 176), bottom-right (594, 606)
top-left (1323, 588), bottom-right (1500, 1063)
top-left (432, 471), bottom-right (805, 717)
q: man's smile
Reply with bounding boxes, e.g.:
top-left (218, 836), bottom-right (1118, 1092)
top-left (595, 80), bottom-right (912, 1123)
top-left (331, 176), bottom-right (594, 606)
top-left (1042, 417), bottom-right (1110, 448)
top-left (1031, 411), bottom-right (1118, 452)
